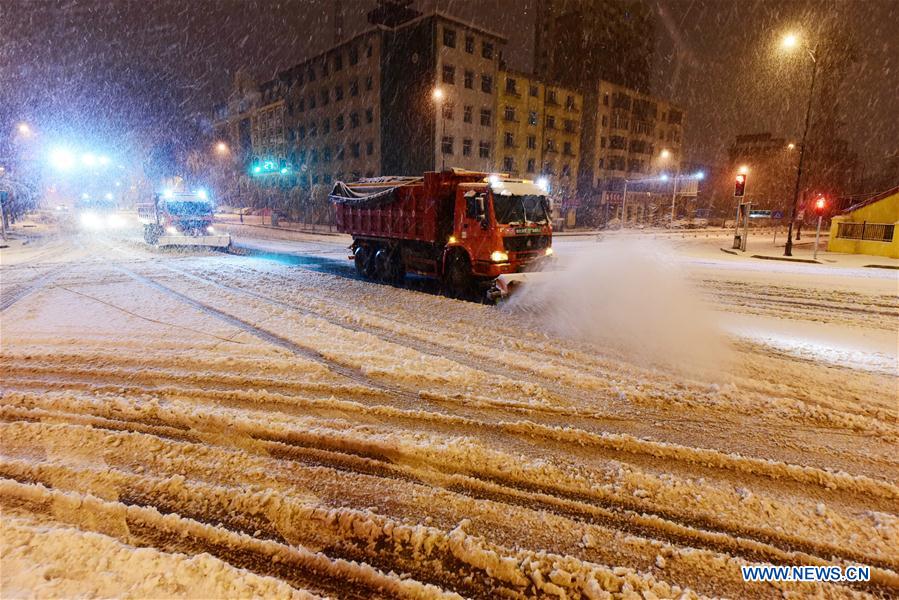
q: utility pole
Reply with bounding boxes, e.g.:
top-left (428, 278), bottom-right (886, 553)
top-left (669, 166), bottom-right (681, 226)
top-left (784, 42), bottom-right (819, 257)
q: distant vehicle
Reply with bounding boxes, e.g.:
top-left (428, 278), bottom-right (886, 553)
top-left (331, 169), bottom-right (553, 299)
top-left (75, 198), bottom-right (126, 230)
top-left (137, 190), bottom-right (231, 249)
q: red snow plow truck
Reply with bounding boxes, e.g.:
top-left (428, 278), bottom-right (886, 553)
top-left (330, 169), bottom-right (553, 300)
top-left (138, 190), bottom-right (231, 249)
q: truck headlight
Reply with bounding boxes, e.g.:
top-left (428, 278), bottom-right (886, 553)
top-left (206, 225), bottom-right (215, 233)
top-left (166, 226), bottom-right (178, 235)
top-left (544, 247), bottom-right (554, 256)
top-left (490, 250), bottom-right (509, 262)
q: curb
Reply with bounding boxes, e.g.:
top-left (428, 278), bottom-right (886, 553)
top-left (864, 264), bottom-right (899, 270)
top-left (751, 254), bottom-right (821, 264)
top-left (719, 248), bottom-right (739, 256)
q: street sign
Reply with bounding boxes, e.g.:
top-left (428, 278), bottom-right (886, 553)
top-left (772, 210), bottom-right (783, 219)
top-left (749, 210), bottom-right (771, 219)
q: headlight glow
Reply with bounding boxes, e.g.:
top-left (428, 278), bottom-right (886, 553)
top-left (545, 247), bottom-right (554, 256)
top-left (166, 226), bottom-right (178, 235)
top-left (79, 211), bottom-right (103, 229)
top-left (206, 225), bottom-right (215, 233)
top-left (490, 250), bottom-right (509, 262)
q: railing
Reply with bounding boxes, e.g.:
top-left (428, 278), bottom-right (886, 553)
top-left (836, 222), bottom-right (895, 242)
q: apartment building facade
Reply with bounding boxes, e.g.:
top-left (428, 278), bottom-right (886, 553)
top-left (493, 70), bottom-right (582, 201)
top-left (212, 12), bottom-right (505, 190)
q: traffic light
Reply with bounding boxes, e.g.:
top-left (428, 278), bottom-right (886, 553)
top-left (813, 195), bottom-right (827, 215)
top-left (734, 174), bottom-right (747, 197)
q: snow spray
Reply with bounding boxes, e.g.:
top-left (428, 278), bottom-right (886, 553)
top-left (505, 238), bottom-right (732, 375)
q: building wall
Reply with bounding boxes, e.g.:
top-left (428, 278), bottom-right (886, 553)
top-left (541, 82), bottom-right (581, 198)
top-left (588, 80), bottom-right (684, 188)
top-left (433, 16), bottom-right (502, 172)
top-left (828, 189), bottom-right (899, 258)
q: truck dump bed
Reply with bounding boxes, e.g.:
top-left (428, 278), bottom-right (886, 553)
top-left (331, 170), bottom-right (484, 244)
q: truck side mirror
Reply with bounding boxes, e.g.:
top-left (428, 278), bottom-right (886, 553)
top-left (476, 196), bottom-right (486, 220)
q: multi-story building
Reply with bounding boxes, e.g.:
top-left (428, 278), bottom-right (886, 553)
top-left (575, 79), bottom-right (685, 225)
top-left (493, 69), bottom-right (582, 203)
top-left (213, 10), bottom-right (506, 191)
top-left (534, 0), bottom-right (654, 94)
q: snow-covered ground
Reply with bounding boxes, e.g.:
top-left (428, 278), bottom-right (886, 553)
top-left (1, 225), bottom-right (897, 599)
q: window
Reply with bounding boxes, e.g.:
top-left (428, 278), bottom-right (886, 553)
top-left (481, 74), bottom-right (493, 93)
top-left (546, 138), bottom-right (556, 152)
top-left (562, 163), bottom-right (571, 176)
top-left (308, 67), bottom-right (316, 81)
top-left (601, 115), bottom-right (608, 127)
top-left (504, 132), bottom-right (514, 147)
top-left (323, 147), bottom-right (332, 162)
top-left (462, 138), bottom-right (472, 156)
top-left (309, 122), bottom-right (317, 137)
top-left (299, 125), bottom-right (306, 139)
top-left (322, 118), bottom-right (330, 134)
top-left (529, 85), bottom-right (538, 97)
top-left (600, 136), bottom-right (606, 148)
top-left (504, 106), bottom-right (515, 121)
top-left (350, 79), bottom-right (359, 96)
top-left (480, 108), bottom-right (491, 126)
top-left (526, 158), bottom-right (536, 173)
top-left (564, 119), bottom-right (577, 133)
top-left (598, 158), bottom-right (604, 169)
top-left (442, 136), bottom-right (454, 154)
top-left (366, 44), bottom-right (373, 58)
top-left (464, 70), bottom-right (474, 89)
top-left (352, 142), bottom-right (360, 158)
top-left (321, 89), bottom-right (329, 105)
top-left (546, 115), bottom-right (556, 129)
top-left (365, 108), bottom-right (373, 124)
top-left (528, 111), bottom-right (537, 126)
top-left (482, 41), bottom-right (494, 59)
top-left (609, 135), bottom-right (627, 150)
top-left (366, 140), bottom-right (374, 155)
top-left (349, 46), bottom-right (359, 65)
top-left (298, 98), bottom-right (305, 112)
top-left (336, 114), bottom-right (344, 131)
top-left (463, 105), bottom-right (473, 123)
top-left (505, 77), bottom-right (517, 94)
top-left (335, 85), bottom-right (344, 101)
top-left (465, 35), bottom-right (474, 53)
top-left (442, 102), bottom-right (454, 120)
top-left (547, 90), bottom-right (558, 104)
top-left (565, 95), bottom-right (576, 110)
top-left (350, 112), bottom-right (360, 128)
top-left (527, 135), bottom-right (536, 149)
top-left (309, 94), bottom-right (316, 109)
top-left (563, 141), bottom-right (573, 155)
top-left (443, 27), bottom-right (456, 47)
top-left (322, 59), bottom-right (329, 76)
top-left (337, 146), bottom-right (344, 160)
top-left (478, 141), bottom-right (490, 158)
top-left (365, 76), bottom-right (373, 91)
top-left (603, 93), bottom-right (609, 106)
top-left (503, 156), bottom-right (514, 171)
top-left (334, 53), bottom-right (343, 71)
top-left (542, 161), bottom-right (553, 175)
top-left (442, 64), bottom-right (455, 84)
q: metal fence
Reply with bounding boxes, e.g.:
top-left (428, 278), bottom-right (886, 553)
top-left (836, 222), bottom-right (895, 242)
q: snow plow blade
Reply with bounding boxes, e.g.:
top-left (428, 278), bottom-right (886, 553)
top-left (486, 271), bottom-right (554, 302)
top-left (157, 234), bottom-right (232, 248)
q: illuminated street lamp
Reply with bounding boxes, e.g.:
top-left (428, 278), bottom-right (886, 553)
top-left (787, 143), bottom-right (796, 150)
top-left (780, 31), bottom-right (819, 256)
top-left (215, 141), bottom-right (229, 155)
top-left (433, 87), bottom-right (447, 170)
top-left (659, 148), bottom-right (671, 160)
top-left (16, 123), bottom-right (32, 137)
top-left (738, 164), bottom-right (750, 175)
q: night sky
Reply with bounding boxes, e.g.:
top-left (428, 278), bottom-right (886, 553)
top-left (2, 0), bottom-right (896, 171)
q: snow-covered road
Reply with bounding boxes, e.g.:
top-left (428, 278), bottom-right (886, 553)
top-left (1, 229), bottom-right (897, 599)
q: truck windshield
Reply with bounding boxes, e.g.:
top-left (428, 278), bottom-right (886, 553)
top-left (492, 194), bottom-right (549, 225)
top-left (165, 201), bottom-right (211, 216)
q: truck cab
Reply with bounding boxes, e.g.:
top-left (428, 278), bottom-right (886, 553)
top-left (139, 190), bottom-right (231, 249)
top-left (448, 178), bottom-right (553, 280)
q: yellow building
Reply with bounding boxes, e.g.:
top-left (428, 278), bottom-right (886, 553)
top-left (828, 187), bottom-right (899, 258)
top-left (493, 70), bottom-right (581, 200)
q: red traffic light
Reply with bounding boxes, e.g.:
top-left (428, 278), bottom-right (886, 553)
top-left (813, 196), bottom-right (827, 214)
top-left (734, 174), bottom-right (747, 197)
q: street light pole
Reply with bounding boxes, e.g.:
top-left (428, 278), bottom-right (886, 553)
top-left (620, 178), bottom-right (629, 228)
top-left (669, 166), bottom-right (681, 226)
top-left (784, 42), bottom-right (818, 257)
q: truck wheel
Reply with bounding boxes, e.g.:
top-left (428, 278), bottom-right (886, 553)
top-left (444, 252), bottom-right (472, 299)
top-left (373, 248), bottom-right (391, 282)
top-left (144, 225), bottom-right (159, 245)
top-left (354, 245), bottom-right (374, 278)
